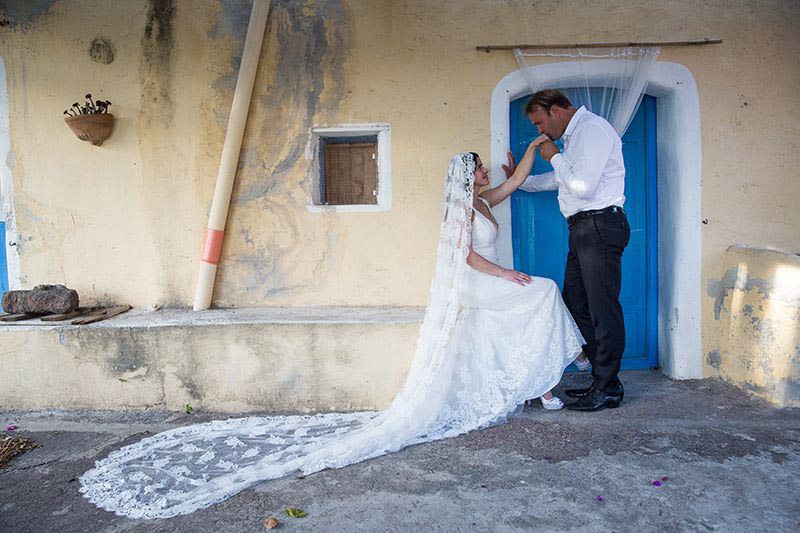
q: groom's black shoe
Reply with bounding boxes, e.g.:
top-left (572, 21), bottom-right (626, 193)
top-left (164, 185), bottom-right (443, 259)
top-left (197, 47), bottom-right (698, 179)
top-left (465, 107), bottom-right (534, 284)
top-left (607, 380), bottom-right (624, 400)
top-left (565, 383), bottom-right (595, 398)
top-left (566, 389), bottom-right (622, 411)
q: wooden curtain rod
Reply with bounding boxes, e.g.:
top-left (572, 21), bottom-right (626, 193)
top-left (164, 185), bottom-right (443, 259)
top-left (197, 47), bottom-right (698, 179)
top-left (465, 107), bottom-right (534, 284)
top-left (477, 39), bottom-right (722, 52)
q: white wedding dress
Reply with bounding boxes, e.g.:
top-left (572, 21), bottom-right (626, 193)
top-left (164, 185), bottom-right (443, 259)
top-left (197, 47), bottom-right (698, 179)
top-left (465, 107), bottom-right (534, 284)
top-left (80, 154), bottom-right (584, 519)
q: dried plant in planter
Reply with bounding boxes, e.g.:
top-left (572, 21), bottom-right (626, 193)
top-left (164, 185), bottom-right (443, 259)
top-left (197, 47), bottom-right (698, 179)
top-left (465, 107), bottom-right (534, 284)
top-left (63, 93), bottom-right (114, 146)
top-left (0, 433), bottom-right (39, 468)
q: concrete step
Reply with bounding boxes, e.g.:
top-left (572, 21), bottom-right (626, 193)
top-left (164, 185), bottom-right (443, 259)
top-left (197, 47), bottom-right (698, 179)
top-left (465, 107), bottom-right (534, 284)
top-left (0, 307), bottom-right (425, 413)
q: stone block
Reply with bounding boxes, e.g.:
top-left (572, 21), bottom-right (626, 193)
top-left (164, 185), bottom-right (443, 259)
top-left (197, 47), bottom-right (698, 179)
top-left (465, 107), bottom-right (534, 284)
top-left (1, 284), bottom-right (79, 314)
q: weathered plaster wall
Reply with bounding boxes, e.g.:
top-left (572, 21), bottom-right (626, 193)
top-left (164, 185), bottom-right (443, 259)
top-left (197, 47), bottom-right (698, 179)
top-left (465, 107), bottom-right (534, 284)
top-left (0, 1), bottom-right (798, 378)
top-left (706, 246), bottom-right (800, 406)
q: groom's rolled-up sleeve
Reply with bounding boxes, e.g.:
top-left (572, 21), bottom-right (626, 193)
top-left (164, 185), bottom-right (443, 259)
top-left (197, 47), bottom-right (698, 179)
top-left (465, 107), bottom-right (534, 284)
top-left (519, 171), bottom-right (558, 192)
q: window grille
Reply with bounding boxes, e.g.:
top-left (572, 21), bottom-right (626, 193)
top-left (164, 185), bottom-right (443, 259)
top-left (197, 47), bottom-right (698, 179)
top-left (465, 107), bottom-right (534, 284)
top-left (318, 135), bottom-right (378, 205)
top-left (308, 124), bottom-right (391, 212)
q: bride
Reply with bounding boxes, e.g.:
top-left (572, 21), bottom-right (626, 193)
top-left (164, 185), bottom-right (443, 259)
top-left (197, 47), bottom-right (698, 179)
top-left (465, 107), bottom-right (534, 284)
top-left (80, 138), bottom-right (584, 519)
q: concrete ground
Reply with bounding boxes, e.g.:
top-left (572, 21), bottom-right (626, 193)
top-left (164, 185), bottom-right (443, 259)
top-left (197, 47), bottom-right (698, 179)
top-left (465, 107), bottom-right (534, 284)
top-left (1, 370), bottom-right (798, 533)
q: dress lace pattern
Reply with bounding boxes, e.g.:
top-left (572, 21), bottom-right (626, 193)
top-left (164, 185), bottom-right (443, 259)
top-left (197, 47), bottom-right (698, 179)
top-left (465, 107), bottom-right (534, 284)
top-left (80, 153), bottom-right (584, 519)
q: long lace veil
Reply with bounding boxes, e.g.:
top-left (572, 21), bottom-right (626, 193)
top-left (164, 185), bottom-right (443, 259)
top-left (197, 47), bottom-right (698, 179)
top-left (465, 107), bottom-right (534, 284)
top-left (80, 154), bottom-right (477, 519)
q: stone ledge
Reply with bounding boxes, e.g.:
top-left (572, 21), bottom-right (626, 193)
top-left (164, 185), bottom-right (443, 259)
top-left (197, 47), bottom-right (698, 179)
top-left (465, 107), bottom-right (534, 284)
top-left (0, 307), bottom-right (424, 413)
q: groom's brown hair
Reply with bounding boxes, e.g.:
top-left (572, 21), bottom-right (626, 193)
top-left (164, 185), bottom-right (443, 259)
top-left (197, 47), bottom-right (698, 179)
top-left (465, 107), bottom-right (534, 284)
top-left (524, 89), bottom-right (573, 115)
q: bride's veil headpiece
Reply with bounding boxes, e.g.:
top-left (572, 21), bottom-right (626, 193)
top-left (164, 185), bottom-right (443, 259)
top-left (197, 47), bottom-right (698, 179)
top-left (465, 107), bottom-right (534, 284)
top-left (79, 154), bottom-right (478, 519)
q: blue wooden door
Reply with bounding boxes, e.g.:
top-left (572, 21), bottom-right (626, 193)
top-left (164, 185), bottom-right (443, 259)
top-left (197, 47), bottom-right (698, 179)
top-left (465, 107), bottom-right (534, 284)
top-left (510, 94), bottom-right (658, 370)
top-left (0, 221), bottom-right (7, 311)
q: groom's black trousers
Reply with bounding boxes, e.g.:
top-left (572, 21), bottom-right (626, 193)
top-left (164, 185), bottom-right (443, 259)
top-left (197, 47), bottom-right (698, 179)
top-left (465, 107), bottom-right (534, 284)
top-left (562, 208), bottom-right (631, 394)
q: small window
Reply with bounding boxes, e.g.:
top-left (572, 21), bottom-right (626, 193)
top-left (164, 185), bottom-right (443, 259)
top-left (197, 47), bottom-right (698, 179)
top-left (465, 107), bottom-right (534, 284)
top-left (320, 135), bottom-right (377, 205)
top-left (309, 124), bottom-right (391, 212)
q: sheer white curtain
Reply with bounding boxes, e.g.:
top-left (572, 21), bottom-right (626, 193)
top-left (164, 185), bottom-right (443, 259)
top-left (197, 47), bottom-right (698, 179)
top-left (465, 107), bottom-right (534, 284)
top-left (513, 46), bottom-right (660, 136)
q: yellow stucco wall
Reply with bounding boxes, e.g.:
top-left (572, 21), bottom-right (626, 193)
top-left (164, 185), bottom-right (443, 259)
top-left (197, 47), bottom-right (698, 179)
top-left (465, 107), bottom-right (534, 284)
top-left (1, 1), bottom-right (799, 377)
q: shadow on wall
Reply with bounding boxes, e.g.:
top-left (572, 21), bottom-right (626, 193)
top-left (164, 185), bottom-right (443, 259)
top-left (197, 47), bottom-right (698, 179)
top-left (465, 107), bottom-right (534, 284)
top-left (706, 245), bottom-right (800, 407)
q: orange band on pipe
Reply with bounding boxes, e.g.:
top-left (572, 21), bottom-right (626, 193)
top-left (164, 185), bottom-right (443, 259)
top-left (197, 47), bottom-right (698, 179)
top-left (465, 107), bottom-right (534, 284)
top-left (201, 228), bottom-right (225, 264)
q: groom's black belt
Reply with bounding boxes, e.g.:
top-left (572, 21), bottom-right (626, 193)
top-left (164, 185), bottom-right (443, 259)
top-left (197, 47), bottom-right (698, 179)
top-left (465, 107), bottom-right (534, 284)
top-left (567, 205), bottom-right (625, 227)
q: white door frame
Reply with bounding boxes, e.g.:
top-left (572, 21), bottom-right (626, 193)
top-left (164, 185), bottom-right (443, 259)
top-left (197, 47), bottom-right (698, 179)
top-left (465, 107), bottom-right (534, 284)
top-left (489, 61), bottom-right (702, 379)
top-left (0, 56), bottom-right (21, 290)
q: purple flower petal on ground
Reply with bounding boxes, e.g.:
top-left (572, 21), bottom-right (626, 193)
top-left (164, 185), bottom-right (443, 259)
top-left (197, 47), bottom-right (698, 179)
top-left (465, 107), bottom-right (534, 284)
top-left (5, 425), bottom-right (17, 431)
top-left (596, 495), bottom-right (604, 502)
top-left (652, 480), bottom-right (661, 487)
top-left (661, 476), bottom-right (669, 482)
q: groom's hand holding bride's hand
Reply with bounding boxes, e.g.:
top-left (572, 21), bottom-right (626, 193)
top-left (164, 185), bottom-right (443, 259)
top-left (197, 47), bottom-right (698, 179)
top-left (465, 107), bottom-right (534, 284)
top-left (539, 139), bottom-right (560, 162)
top-left (500, 268), bottom-right (532, 286)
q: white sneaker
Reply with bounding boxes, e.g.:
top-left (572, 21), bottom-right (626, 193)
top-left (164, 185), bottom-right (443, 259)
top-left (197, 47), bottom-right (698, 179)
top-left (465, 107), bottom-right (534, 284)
top-left (574, 357), bottom-right (592, 372)
top-left (540, 395), bottom-right (564, 410)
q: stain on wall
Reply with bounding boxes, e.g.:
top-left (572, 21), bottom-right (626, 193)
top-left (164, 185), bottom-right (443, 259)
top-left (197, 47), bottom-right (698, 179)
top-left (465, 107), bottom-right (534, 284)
top-left (210, 0), bottom-right (351, 305)
top-left (0, 0), bottom-right (56, 27)
top-left (141, 0), bottom-right (176, 123)
top-left (135, 0), bottom-right (193, 307)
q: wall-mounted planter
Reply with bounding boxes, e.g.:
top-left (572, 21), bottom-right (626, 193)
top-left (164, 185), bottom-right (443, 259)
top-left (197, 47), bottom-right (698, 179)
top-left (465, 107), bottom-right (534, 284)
top-left (65, 113), bottom-right (114, 146)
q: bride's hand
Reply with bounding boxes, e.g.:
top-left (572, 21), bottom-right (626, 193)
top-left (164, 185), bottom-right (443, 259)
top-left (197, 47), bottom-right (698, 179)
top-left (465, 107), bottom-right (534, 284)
top-left (500, 268), bottom-right (532, 286)
top-left (529, 133), bottom-right (550, 150)
top-left (501, 151), bottom-right (516, 179)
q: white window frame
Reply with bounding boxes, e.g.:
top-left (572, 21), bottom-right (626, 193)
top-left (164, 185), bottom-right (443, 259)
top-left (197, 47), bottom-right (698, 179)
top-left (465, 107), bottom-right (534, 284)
top-left (306, 123), bottom-right (391, 212)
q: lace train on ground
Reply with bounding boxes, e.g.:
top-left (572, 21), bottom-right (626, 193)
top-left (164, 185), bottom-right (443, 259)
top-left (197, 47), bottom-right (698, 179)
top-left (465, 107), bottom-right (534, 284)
top-left (80, 153), bottom-right (583, 518)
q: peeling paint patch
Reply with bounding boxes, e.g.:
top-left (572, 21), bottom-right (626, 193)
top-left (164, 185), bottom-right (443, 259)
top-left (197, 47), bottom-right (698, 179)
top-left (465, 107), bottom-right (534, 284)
top-left (711, 248), bottom-right (800, 407)
top-left (88, 37), bottom-right (115, 64)
top-left (241, 227), bottom-right (254, 245)
top-left (706, 350), bottom-right (721, 369)
top-left (707, 268), bottom-right (740, 320)
top-left (18, 205), bottom-right (43, 224)
top-left (707, 267), bottom-right (775, 320)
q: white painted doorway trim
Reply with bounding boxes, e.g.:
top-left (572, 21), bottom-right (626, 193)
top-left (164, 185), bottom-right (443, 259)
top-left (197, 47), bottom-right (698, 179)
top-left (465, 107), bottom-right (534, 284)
top-left (489, 61), bottom-right (702, 379)
top-left (0, 56), bottom-right (21, 290)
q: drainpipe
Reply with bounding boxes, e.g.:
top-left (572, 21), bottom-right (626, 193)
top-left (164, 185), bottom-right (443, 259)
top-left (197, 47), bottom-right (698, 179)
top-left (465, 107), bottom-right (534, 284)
top-left (193, 0), bottom-right (271, 311)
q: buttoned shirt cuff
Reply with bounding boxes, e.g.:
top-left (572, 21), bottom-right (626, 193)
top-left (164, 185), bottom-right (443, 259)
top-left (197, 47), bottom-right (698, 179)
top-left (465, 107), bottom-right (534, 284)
top-left (550, 153), bottom-right (566, 170)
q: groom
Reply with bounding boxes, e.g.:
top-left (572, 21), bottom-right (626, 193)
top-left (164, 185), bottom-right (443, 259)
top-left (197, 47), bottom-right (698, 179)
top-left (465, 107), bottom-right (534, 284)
top-left (503, 89), bottom-right (630, 412)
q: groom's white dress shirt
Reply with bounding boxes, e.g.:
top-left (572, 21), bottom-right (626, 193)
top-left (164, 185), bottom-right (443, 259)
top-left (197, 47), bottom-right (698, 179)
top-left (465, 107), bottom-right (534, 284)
top-left (520, 106), bottom-right (626, 218)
